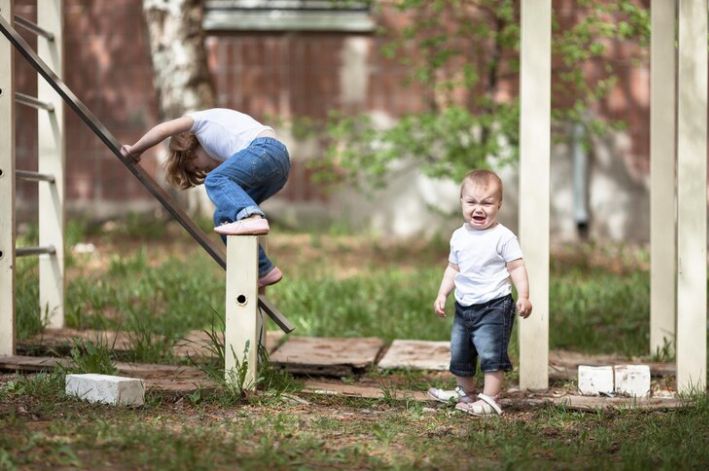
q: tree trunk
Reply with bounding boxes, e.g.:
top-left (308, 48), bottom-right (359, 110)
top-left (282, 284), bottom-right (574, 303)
top-left (142, 0), bottom-right (215, 216)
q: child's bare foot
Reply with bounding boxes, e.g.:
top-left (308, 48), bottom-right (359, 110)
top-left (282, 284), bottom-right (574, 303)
top-left (214, 216), bottom-right (269, 235)
top-left (258, 266), bottom-right (283, 288)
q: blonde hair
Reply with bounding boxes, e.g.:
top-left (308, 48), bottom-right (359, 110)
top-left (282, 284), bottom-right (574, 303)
top-left (165, 132), bottom-right (204, 189)
top-left (460, 169), bottom-right (503, 201)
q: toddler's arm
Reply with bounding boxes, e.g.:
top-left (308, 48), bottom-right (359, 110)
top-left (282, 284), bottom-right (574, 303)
top-left (433, 263), bottom-right (459, 318)
top-left (507, 258), bottom-right (532, 318)
top-left (120, 116), bottom-right (194, 162)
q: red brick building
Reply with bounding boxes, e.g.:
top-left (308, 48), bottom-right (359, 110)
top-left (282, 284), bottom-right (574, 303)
top-left (12, 0), bottom-right (654, 240)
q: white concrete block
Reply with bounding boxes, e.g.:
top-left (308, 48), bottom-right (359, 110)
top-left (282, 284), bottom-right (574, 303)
top-left (614, 365), bottom-right (651, 398)
top-left (65, 374), bottom-right (145, 406)
top-left (578, 365), bottom-right (614, 396)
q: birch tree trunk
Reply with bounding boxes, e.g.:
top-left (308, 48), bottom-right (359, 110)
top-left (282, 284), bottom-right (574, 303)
top-left (142, 0), bottom-right (215, 215)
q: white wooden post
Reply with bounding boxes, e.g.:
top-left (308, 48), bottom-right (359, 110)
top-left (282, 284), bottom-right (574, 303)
top-left (0, 0), bottom-right (15, 357)
top-left (225, 235), bottom-right (261, 390)
top-left (37, 0), bottom-right (65, 328)
top-left (518, 0), bottom-right (551, 390)
top-left (676, 0), bottom-right (707, 393)
top-left (649, 0), bottom-right (677, 357)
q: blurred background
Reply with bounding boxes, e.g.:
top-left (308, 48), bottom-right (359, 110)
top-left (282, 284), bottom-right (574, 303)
top-left (12, 0), bottom-right (654, 242)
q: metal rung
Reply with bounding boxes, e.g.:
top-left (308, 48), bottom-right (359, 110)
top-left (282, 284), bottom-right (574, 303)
top-left (16, 170), bottom-right (55, 183)
top-left (13, 15), bottom-right (54, 41)
top-left (16, 245), bottom-right (56, 257)
top-left (15, 92), bottom-right (54, 111)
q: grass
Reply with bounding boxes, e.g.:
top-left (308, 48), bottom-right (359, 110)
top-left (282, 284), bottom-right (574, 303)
top-left (1, 375), bottom-right (707, 469)
top-left (5, 216), bottom-right (708, 469)
top-left (14, 217), bottom-right (659, 359)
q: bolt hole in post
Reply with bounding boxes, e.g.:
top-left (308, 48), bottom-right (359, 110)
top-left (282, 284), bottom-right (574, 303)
top-left (236, 294), bottom-right (247, 305)
top-left (0, 250), bottom-right (4, 260)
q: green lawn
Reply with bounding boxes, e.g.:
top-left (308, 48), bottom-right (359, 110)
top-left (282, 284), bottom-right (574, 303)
top-left (3, 218), bottom-right (707, 470)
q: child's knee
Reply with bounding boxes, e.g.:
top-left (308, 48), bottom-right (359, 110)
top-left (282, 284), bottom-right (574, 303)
top-left (204, 171), bottom-right (222, 192)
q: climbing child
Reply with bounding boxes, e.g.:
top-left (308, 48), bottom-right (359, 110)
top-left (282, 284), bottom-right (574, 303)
top-left (428, 169), bottom-right (532, 416)
top-left (121, 108), bottom-right (290, 288)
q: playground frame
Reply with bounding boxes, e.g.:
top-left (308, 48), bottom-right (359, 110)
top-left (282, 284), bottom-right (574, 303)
top-left (0, 0), bottom-right (706, 393)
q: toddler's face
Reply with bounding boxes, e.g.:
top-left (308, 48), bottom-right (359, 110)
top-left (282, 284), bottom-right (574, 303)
top-left (460, 181), bottom-right (502, 230)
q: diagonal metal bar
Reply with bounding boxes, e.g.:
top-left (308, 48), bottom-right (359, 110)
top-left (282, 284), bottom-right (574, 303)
top-left (0, 15), bottom-right (294, 333)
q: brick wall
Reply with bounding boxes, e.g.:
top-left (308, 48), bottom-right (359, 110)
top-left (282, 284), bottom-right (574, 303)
top-left (12, 0), bottom-right (654, 238)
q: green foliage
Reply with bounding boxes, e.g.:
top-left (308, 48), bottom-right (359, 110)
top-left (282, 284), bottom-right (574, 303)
top-left (64, 339), bottom-right (118, 376)
top-left (270, 267), bottom-right (450, 341)
top-left (223, 341), bottom-right (253, 399)
top-left (14, 258), bottom-right (45, 340)
top-left (7, 229), bottom-right (709, 469)
top-left (549, 269), bottom-right (650, 356)
top-left (0, 371), bottom-right (65, 401)
top-left (315, 0), bottom-right (649, 185)
top-left (190, 312), bottom-right (300, 404)
top-left (321, 105), bottom-right (518, 187)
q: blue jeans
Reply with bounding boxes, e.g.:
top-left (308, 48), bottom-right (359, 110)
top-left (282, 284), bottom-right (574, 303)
top-left (204, 137), bottom-right (290, 277)
top-left (449, 294), bottom-right (515, 377)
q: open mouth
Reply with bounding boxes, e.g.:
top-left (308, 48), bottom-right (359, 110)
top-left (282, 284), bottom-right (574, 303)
top-left (471, 215), bottom-right (486, 223)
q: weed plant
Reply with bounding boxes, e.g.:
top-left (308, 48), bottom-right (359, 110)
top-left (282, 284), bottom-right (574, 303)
top-left (190, 313), bottom-right (302, 404)
top-left (63, 339), bottom-right (118, 375)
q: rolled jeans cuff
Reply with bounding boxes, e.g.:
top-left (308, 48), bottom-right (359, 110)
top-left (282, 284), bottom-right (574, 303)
top-left (236, 206), bottom-right (266, 221)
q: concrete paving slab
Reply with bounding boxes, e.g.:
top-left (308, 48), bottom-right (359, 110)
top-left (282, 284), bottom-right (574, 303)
top-left (377, 339), bottom-right (450, 370)
top-left (270, 336), bottom-right (385, 376)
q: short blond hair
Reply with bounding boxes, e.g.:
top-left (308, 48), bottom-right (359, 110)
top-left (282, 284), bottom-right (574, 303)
top-left (460, 169), bottom-right (503, 200)
top-left (165, 132), bottom-right (204, 189)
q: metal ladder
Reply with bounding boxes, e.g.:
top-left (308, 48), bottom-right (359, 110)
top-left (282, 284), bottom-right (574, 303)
top-left (0, 0), bottom-right (293, 358)
top-left (1, 0), bottom-right (65, 357)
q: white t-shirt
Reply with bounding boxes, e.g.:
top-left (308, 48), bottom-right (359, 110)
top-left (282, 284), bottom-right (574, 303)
top-left (448, 223), bottom-right (523, 306)
top-left (188, 109), bottom-right (273, 162)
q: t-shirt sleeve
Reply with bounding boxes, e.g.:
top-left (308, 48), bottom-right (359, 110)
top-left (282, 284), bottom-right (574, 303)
top-left (499, 232), bottom-right (523, 262)
top-left (188, 111), bottom-right (206, 133)
top-left (448, 234), bottom-right (458, 265)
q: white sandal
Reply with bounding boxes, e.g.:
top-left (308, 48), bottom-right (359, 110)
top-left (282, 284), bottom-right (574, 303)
top-left (455, 393), bottom-right (503, 416)
top-left (427, 386), bottom-right (471, 404)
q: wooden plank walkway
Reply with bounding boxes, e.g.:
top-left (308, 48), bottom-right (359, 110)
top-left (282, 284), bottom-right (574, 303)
top-left (5, 330), bottom-right (685, 410)
top-left (18, 331), bottom-right (676, 379)
top-left (378, 340), bottom-right (450, 370)
top-left (0, 355), bottom-right (212, 392)
top-left (0, 355), bottom-right (685, 410)
top-left (20, 328), bottom-right (284, 358)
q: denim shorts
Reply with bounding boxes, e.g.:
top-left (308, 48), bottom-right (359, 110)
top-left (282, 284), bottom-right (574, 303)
top-left (449, 294), bottom-right (515, 377)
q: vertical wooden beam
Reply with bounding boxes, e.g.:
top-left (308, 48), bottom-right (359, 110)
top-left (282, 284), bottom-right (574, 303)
top-left (0, 0), bottom-right (15, 357)
top-left (518, 0), bottom-right (551, 390)
top-left (225, 235), bottom-right (261, 391)
top-left (650, 0), bottom-right (678, 357)
top-left (37, 0), bottom-right (64, 328)
top-left (676, 0), bottom-right (707, 393)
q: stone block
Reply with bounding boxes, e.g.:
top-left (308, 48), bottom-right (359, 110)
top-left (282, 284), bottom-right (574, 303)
top-left (614, 365), bottom-right (651, 398)
top-left (65, 373), bottom-right (145, 406)
top-left (577, 365), bottom-right (614, 396)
